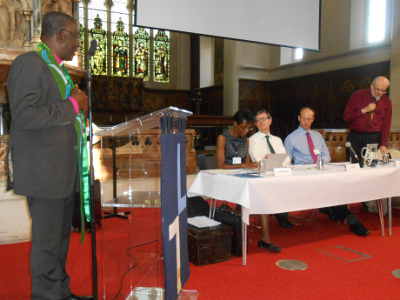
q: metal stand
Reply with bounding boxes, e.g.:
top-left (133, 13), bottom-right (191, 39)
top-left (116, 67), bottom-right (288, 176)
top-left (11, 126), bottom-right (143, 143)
top-left (103, 139), bottom-right (130, 219)
top-left (377, 197), bottom-right (393, 237)
top-left (87, 53), bottom-right (98, 300)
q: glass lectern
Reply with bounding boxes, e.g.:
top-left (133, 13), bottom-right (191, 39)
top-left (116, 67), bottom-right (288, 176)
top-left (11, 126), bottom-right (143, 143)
top-left (94, 107), bottom-right (198, 300)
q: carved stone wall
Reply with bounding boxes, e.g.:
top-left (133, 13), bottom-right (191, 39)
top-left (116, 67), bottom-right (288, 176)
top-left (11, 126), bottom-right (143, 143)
top-left (0, 0), bottom-right (78, 104)
top-left (42, 0), bottom-right (73, 16)
top-left (0, 135), bottom-right (8, 181)
top-left (0, 0), bottom-right (32, 48)
top-left (95, 129), bottom-right (198, 180)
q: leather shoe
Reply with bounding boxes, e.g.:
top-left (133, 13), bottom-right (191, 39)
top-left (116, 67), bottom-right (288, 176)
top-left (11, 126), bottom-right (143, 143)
top-left (346, 215), bottom-right (369, 237)
top-left (64, 294), bottom-right (94, 300)
top-left (257, 240), bottom-right (281, 253)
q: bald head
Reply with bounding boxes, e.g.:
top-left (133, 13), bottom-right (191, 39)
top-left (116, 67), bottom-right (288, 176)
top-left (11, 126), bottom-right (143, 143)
top-left (371, 76), bottom-right (390, 100)
top-left (372, 76), bottom-right (390, 87)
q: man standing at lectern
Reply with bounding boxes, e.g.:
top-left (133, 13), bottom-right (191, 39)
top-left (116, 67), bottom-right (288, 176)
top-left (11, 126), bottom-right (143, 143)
top-left (7, 12), bottom-right (92, 300)
top-left (343, 76), bottom-right (392, 164)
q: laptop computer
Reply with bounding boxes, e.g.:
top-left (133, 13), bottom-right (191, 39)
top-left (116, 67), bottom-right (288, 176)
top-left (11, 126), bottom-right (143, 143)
top-left (260, 153), bottom-right (290, 172)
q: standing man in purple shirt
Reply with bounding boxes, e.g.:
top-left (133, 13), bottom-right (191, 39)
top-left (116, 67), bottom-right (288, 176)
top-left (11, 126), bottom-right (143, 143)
top-left (343, 76), bottom-right (391, 165)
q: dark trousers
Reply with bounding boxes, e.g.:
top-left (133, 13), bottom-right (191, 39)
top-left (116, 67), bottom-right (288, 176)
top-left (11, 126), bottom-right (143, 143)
top-left (348, 131), bottom-right (381, 167)
top-left (324, 131), bottom-right (381, 221)
top-left (27, 194), bottom-right (75, 300)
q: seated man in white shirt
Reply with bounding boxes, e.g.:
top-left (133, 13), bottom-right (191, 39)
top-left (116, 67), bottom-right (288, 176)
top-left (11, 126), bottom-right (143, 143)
top-left (284, 107), bottom-right (368, 236)
top-left (248, 109), bottom-right (292, 253)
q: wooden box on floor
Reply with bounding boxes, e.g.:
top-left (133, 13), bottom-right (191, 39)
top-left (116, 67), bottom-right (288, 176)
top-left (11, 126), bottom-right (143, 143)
top-left (188, 224), bottom-right (233, 265)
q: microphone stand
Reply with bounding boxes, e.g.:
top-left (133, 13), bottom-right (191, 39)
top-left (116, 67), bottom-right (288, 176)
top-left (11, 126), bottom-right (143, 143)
top-left (87, 55), bottom-right (99, 300)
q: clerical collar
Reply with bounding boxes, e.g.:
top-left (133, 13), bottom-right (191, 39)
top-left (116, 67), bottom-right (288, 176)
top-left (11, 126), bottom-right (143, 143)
top-left (368, 89), bottom-right (381, 102)
top-left (54, 54), bottom-right (63, 65)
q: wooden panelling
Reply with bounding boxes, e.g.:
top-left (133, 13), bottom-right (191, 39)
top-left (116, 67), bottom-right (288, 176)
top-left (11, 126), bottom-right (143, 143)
top-left (91, 75), bottom-right (194, 125)
top-left (239, 79), bottom-right (271, 112)
top-left (239, 61), bottom-right (391, 139)
top-left (321, 130), bottom-right (400, 162)
top-left (196, 85), bottom-right (223, 115)
top-left (142, 87), bottom-right (191, 113)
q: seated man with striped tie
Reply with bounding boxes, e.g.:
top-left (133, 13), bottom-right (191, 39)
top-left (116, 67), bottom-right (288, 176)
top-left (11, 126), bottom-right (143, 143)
top-left (284, 107), bottom-right (368, 237)
top-left (248, 109), bottom-right (293, 252)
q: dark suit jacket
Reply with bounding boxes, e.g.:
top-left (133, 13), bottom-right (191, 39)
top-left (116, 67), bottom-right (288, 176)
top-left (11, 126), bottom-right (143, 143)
top-left (7, 51), bottom-right (77, 198)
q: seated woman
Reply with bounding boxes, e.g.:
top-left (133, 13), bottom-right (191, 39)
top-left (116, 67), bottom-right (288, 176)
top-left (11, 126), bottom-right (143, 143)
top-left (216, 110), bottom-right (256, 169)
top-left (216, 110), bottom-right (280, 253)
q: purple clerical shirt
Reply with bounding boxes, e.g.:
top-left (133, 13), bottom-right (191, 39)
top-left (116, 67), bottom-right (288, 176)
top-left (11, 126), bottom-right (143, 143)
top-left (343, 89), bottom-right (392, 146)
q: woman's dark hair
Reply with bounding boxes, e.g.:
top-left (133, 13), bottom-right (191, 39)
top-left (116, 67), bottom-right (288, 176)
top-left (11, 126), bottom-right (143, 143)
top-left (233, 109), bottom-right (254, 125)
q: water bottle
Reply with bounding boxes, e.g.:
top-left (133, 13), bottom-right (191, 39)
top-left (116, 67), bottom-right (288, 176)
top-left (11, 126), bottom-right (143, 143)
top-left (317, 154), bottom-right (324, 169)
top-left (313, 149), bottom-right (323, 169)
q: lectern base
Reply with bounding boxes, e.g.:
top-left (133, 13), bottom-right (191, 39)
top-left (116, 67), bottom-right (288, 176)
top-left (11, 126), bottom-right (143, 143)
top-left (126, 287), bottom-right (199, 300)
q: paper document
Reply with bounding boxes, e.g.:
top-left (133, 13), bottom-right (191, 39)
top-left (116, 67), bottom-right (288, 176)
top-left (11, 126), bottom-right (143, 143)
top-left (205, 168), bottom-right (257, 175)
top-left (188, 216), bottom-right (221, 228)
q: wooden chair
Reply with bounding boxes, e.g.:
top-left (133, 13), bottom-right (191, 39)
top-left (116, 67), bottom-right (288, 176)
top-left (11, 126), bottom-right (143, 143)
top-left (325, 131), bottom-right (347, 162)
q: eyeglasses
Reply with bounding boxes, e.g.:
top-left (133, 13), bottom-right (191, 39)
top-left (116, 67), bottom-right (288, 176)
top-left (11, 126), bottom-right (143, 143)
top-left (60, 29), bottom-right (80, 40)
top-left (373, 86), bottom-right (387, 94)
top-left (255, 116), bottom-right (271, 122)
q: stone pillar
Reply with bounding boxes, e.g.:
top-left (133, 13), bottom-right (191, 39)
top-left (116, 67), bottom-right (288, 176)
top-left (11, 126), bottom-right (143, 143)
top-left (22, 10), bottom-right (33, 48)
top-left (390, 0), bottom-right (400, 129)
top-left (199, 36), bottom-right (215, 88)
top-left (106, 0), bottom-right (113, 76)
top-left (127, 0), bottom-right (134, 77)
top-left (32, 0), bottom-right (42, 44)
top-left (223, 39), bottom-right (238, 116)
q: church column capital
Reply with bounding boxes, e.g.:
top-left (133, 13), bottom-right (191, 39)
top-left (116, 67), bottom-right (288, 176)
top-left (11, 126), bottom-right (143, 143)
top-left (104, 0), bottom-right (113, 9)
top-left (127, 0), bottom-right (134, 12)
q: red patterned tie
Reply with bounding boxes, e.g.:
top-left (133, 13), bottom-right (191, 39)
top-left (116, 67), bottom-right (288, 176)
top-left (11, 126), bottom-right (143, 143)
top-left (306, 132), bottom-right (318, 163)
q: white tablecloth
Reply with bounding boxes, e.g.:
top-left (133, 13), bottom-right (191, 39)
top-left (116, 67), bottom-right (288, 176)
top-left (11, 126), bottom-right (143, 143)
top-left (188, 164), bottom-right (400, 224)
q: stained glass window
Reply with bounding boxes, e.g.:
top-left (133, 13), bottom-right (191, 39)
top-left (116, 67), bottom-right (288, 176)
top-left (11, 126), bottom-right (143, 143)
top-left (110, 0), bottom-right (130, 76)
top-left (79, 0), bottom-right (171, 83)
top-left (153, 30), bottom-right (170, 83)
top-left (79, 23), bottom-right (85, 60)
top-left (112, 19), bottom-right (129, 76)
top-left (133, 27), bottom-right (150, 80)
top-left (89, 14), bottom-right (107, 75)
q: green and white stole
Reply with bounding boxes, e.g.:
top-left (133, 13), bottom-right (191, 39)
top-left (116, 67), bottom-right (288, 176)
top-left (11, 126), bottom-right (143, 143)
top-left (37, 43), bottom-right (92, 237)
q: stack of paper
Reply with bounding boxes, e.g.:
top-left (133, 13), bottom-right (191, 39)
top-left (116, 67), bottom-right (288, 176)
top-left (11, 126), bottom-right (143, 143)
top-left (188, 216), bottom-right (221, 228)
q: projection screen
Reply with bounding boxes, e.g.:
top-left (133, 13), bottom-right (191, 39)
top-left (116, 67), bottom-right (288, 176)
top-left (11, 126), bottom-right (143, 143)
top-left (135, 0), bottom-right (320, 50)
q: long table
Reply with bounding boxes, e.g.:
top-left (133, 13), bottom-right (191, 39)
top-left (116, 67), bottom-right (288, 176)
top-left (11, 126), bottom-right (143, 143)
top-left (188, 163), bottom-right (400, 264)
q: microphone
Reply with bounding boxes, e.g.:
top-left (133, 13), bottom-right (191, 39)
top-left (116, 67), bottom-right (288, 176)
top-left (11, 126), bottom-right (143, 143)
top-left (87, 40), bottom-right (97, 58)
top-left (345, 142), bottom-right (359, 161)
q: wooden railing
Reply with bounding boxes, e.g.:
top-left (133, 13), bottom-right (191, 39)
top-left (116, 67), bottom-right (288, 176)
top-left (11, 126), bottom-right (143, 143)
top-left (320, 130), bottom-right (400, 162)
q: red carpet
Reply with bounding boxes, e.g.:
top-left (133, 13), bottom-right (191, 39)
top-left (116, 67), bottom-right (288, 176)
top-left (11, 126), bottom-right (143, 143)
top-left (1, 207), bottom-right (400, 300)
